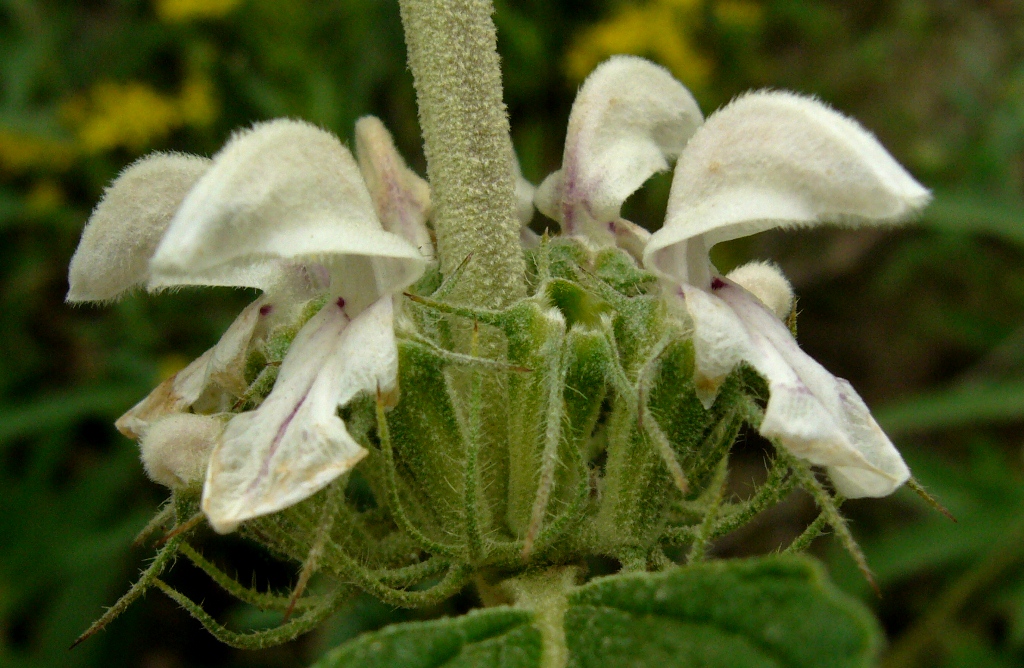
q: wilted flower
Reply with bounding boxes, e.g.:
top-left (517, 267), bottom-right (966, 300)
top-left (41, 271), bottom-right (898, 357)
top-left (67, 118), bottom-right (429, 533)
top-left (537, 55), bottom-right (929, 498)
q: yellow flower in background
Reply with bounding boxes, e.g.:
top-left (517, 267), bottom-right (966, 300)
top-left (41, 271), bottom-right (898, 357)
top-left (178, 76), bottom-right (218, 127)
top-left (713, 0), bottom-right (762, 28)
top-left (1, 76), bottom-right (218, 174)
top-left (63, 82), bottom-right (181, 153)
top-left (566, 0), bottom-right (763, 88)
top-left (0, 130), bottom-right (76, 173)
top-left (155, 0), bottom-right (243, 23)
top-left (25, 179), bottom-right (65, 214)
top-left (61, 77), bottom-right (218, 154)
top-left (567, 0), bottom-right (708, 87)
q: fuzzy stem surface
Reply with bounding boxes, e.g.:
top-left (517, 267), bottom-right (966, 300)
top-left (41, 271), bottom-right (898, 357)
top-left (399, 0), bottom-right (525, 308)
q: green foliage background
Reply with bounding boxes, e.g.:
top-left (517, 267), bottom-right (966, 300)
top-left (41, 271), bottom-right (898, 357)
top-left (3, 0), bottom-right (1024, 666)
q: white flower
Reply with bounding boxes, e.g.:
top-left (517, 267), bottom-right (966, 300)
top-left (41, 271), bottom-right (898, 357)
top-left (68, 118), bottom-right (428, 532)
top-left (540, 57), bottom-right (930, 498)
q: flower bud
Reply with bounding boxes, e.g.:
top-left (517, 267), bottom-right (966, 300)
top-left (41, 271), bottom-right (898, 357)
top-left (139, 413), bottom-right (223, 489)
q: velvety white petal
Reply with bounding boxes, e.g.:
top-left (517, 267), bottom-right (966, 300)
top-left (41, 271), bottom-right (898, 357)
top-left (536, 55), bottom-right (703, 241)
top-left (151, 119), bottom-right (426, 306)
top-left (202, 296), bottom-right (398, 533)
top-left (645, 91), bottom-right (931, 284)
top-left (725, 260), bottom-right (794, 320)
top-left (533, 170), bottom-right (561, 224)
top-left (355, 116), bottom-right (435, 260)
top-left (682, 278), bottom-right (909, 497)
top-left (114, 297), bottom-right (271, 439)
top-left (67, 153), bottom-right (209, 303)
top-left (140, 414), bottom-right (224, 489)
top-left (115, 350), bottom-right (212, 440)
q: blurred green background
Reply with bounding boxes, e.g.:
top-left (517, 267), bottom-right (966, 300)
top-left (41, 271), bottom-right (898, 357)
top-left (3, 0), bottom-right (1024, 666)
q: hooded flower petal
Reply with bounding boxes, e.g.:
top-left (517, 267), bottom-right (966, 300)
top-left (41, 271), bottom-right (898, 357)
top-left (114, 296), bottom-right (270, 439)
top-left (67, 152), bottom-right (209, 303)
top-left (355, 115), bottom-right (434, 260)
top-left (202, 296), bottom-right (397, 533)
top-left (645, 91), bottom-right (931, 285)
top-left (150, 118), bottom-right (426, 308)
top-left (682, 278), bottom-right (909, 497)
top-left (535, 55), bottom-right (703, 242)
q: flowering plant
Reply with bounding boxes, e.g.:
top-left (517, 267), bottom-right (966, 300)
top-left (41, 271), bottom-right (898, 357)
top-left (67, 1), bottom-right (941, 665)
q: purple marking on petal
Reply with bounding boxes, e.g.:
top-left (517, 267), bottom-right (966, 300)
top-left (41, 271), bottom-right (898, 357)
top-left (711, 277), bottom-right (726, 291)
top-left (259, 304), bottom-right (273, 317)
top-left (336, 297), bottom-right (346, 309)
top-left (777, 382), bottom-right (812, 396)
top-left (562, 163), bottom-right (580, 233)
top-left (245, 388), bottom-right (310, 495)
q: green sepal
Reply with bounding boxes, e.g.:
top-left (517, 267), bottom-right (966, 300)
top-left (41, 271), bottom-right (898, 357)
top-left (382, 340), bottom-right (467, 532)
top-left (595, 396), bottom-right (661, 554)
top-left (593, 246), bottom-right (657, 297)
top-left (563, 327), bottom-right (609, 461)
top-left (504, 301), bottom-right (567, 537)
top-left (644, 339), bottom-right (719, 494)
top-left (545, 278), bottom-right (611, 328)
top-left (544, 237), bottom-right (592, 282)
top-left (410, 262), bottom-right (445, 297)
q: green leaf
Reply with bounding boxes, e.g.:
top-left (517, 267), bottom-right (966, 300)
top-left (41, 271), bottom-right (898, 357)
top-left (565, 555), bottom-right (881, 668)
top-left (312, 607), bottom-right (542, 668)
top-left (875, 381), bottom-right (1024, 434)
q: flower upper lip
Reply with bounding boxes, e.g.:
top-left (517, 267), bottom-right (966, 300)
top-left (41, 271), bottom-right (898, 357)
top-left (643, 90), bottom-right (931, 287)
top-left (534, 54), bottom-right (703, 243)
top-left (148, 119), bottom-right (426, 304)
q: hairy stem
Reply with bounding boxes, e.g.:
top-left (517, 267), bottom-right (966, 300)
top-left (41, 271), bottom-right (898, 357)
top-left (506, 567), bottom-right (578, 668)
top-left (399, 0), bottom-right (525, 308)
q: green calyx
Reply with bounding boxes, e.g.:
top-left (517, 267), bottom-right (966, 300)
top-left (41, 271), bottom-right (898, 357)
top-left (228, 238), bottom-right (790, 577)
top-left (88, 237), bottom-right (868, 652)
